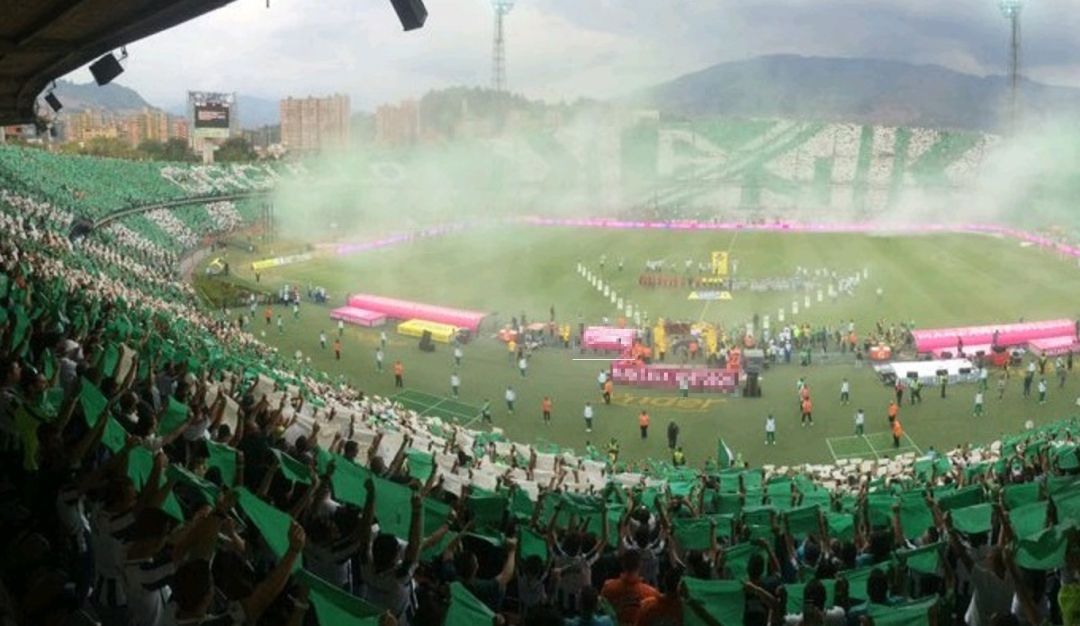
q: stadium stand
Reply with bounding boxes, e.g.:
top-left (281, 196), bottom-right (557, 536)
top-left (1, 143), bottom-right (1080, 626)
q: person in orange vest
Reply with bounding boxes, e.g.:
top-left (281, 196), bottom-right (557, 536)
top-left (603, 379), bottom-right (614, 405)
top-left (639, 410), bottom-right (650, 439)
top-left (801, 396), bottom-right (813, 426)
top-left (541, 397), bottom-right (552, 424)
top-left (892, 418), bottom-right (903, 448)
top-left (688, 340), bottom-right (698, 360)
top-left (393, 361), bottom-right (404, 388)
top-left (333, 338), bottom-right (341, 361)
top-left (264, 306), bottom-right (273, 326)
top-left (887, 401), bottom-right (899, 424)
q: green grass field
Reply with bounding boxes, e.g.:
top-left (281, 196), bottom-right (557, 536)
top-left (207, 226), bottom-right (1080, 469)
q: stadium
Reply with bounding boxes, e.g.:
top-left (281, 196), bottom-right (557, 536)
top-left (2, 2), bottom-right (1080, 626)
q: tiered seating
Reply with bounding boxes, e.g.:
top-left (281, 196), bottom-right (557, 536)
top-left (1, 145), bottom-right (1079, 626)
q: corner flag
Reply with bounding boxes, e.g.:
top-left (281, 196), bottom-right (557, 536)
top-left (718, 438), bottom-right (735, 468)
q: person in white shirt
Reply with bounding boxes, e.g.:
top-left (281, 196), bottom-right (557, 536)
top-left (597, 370), bottom-right (607, 390)
top-left (453, 345), bottom-right (463, 367)
top-left (765, 414), bottom-right (776, 445)
top-left (854, 409), bottom-right (865, 435)
top-left (974, 391), bottom-right (985, 416)
top-left (1038, 378), bottom-right (1048, 404)
top-left (505, 385), bottom-right (516, 414)
top-left (840, 378), bottom-right (850, 405)
top-left (450, 372), bottom-right (460, 398)
top-left (518, 356), bottom-right (528, 378)
top-left (319, 331), bottom-right (327, 349)
top-left (583, 402), bottom-right (594, 432)
top-left (337, 319), bottom-right (345, 336)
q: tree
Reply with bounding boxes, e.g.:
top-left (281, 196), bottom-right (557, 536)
top-left (214, 137), bottom-right (257, 163)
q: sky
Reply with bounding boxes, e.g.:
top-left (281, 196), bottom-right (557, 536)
top-left (62, 0), bottom-right (1080, 112)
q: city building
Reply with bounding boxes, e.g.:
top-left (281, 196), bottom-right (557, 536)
top-left (279, 94), bottom-right (350, 154)
top-left (374, 99), bottom-right (419, 145)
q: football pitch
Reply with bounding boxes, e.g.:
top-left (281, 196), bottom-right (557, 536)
top-left (208, 226), bottom-right (1080, 469)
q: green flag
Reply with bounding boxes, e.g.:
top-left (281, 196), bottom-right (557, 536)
top-left (673, 517), bottom-right (715, 551)
top-left (684, 577), bottom-right (744, 626)
top-left (466, 493), bottom-right (508, 532)
top-left (785, 505), bottom-right (821, 538)
top-left (717, 438), bottom-right (734, 468)
top-left (826, 512), bottom-right (855, 541)
top-left (206, 441), bottom-right (238, 487)
top-left (79, 377), bottom-right (108, 426)
top-left (327, 454), bottom-right (371, 508)
top-left (271, 449), bottom-right (313, 484)
top-left (236, 487), bottom-right (301, 569)
top-left (1003, 482), bottom-right (1041, 509)
top-left (158, 398), bottom-right (189, 436)
top-left (406, 449), bottom-right (434, 482)
top-left (295, 570), bottom-right (384, 626)
top-left (126, 447), bottom-right (184, 521)
top-left (1009, 501), bottom-right (1049, 540)
top-left (1015, 524), bottom-right (1071, 570)
top-left (937, 485), bottom-right (985, 512)
top-left (897, 542), bottom-right (942, 575)
top-left (722, 543), bottom-right (765, 580)
top-left (869, 596), bottom-right (938, 626)
top-left (445, 582), bottom-right (494, 626)
top-left (950, 503), bottom-right (993, 535)
top-left (167, 464), bottom-right (220, 505)
top-left (899, 494), bottom-right (934, 540)
top-left (519, 526), bottom-right (548, 561)
top-left (842, 563), bottom-right (889, 601)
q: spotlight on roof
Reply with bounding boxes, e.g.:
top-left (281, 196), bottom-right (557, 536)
top-left (44, 83), bottom-right (62, 113)
top-left (389, 0), bottom-right (427, 31)
top-left (89, 47), bottom-right (128, 86)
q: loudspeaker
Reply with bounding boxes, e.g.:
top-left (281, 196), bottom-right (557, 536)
top-left (89, 53), bottom-right (124, 86)
top-left (906, 371), bottom-right (918, 380)
top-left (44, 92), bottom-right (62, 112)
top-left (935, 369), bottom-right (948, 377)
top-left (389, 0), bottom-right (427, 31)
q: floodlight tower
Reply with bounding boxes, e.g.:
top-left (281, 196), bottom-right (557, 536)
top-left (492, 0), bottom-right (515, 92)
top-left (999, 0), bottom-right (1025, 132)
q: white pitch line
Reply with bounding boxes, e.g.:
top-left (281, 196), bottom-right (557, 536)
top-left (572, 358), bottom-right (619, 361)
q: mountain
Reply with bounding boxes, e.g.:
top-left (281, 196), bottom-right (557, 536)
top-left (633, 55), bottom-right (1080, 130)
top-left (53, 79), bottom-right (151, 112)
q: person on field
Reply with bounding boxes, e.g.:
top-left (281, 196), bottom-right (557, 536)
top-left (854, 408), bottom-right (865, 435)
top-left (671, 447), bottom-right (686, 467)
top-left (453, 345), bottom-right (463, 367)
top-left (974, 390), bottom-right (984, 417)
top-left (840, 378), bottom-right (850, 405)
top-left (1038, 377), bottom-right (1048, 404)
top-left (910, 378), bottom-right (922, 405)
top-left (800, 396), bottom-right (813, 427)
top-left (603, 379), bottom-right (614, 405)
top-left (939, 372), bottom-right (948, 398)
top-left (393, 360), bottom-right (404, 388)
top-left (583, 402), bottom-right (594, 432)
top-left (505, 385), bottom-right (516, 414)
top-left (450, 372), bottom-right (460, 398)
top-left (997, 374), bottom-right (1007, 400)
top-left (667, 421), bottom-right (679, 450)
top-left (894, 379), bottom-right (904, 405)
top-left (765, 414), bottom-right (776, 445)
top-left (638, 410), bottom-right (650, 439)
top-left (481, 399), bottom-right (492, 423)
top-left (333, 338), bottom-right (341, 361)
top-left (542, 397), bottom-right (552, 424)
top-left (598, 370), bottom-right (607, 390)
top-left (375, 347), bottom-right (384, 372)
top-left (337, 318), bottom-right (344, 337)
top-left (319, 330), bottom-right (327, 349)
top-left (519, 356), bottom-right (528, 378)
top-left (1024, 366), bottom-right (1034, 398)
top-left (892, 419), bottom-right (904, 448)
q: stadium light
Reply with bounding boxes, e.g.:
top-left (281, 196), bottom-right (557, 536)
top-left (43, 82), bottom-right (62, 113)
top-left (999, 0), bottom-right (1024, 18)
top-left (389, 0), bottom-right (427, 31)
top-left (89, 47), bottom-right (128, 86)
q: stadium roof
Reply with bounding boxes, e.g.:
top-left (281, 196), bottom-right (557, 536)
top-left (0, 0), bottom-right (236, 126)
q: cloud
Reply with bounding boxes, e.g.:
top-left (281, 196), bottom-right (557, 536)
top-left (59, 0), bottom-right (1080, 113)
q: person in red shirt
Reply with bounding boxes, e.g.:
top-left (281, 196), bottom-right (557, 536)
top-left (601, 550), bottom-right (659, 626)
top-left (635, 566), bottom-right (684, 626)
top-left (800, 397), bottom-right (813, 426)
top-left (541, 397), bottom-right (552, 424)
top-left (638, 411), bottom-right (650, 439)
